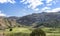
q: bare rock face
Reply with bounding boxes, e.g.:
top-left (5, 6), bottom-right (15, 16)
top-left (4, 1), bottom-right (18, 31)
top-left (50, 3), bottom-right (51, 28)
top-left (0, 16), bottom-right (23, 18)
top-left (0, 16), bottom-right (18, 30)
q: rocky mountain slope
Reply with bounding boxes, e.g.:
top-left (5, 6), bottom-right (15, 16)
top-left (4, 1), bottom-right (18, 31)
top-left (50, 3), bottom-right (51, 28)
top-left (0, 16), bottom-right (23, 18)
top-left (0, 12), bottom-right (60, 29)
top-left (17, 12), bottom-right (60, 27)
top-left (0, 16), bottom-right (19, 30)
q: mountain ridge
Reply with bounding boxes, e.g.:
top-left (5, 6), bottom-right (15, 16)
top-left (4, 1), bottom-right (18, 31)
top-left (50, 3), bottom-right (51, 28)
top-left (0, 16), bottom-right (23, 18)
top-left (0, 12), bottom-right (60, 29)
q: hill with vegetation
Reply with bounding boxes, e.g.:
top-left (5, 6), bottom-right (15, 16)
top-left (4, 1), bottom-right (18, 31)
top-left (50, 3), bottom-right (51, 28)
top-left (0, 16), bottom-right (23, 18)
top-left (0, 12), bottom-right (60, 29)
top-left (17, 12), bottom-right (60, 28)
top-left (0, 16), bottom-right (20, 30)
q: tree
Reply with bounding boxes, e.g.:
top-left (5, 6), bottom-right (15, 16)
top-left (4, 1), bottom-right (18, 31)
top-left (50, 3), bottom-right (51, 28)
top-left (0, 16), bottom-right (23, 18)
top-left (30, 28), bottom-right (46, 36)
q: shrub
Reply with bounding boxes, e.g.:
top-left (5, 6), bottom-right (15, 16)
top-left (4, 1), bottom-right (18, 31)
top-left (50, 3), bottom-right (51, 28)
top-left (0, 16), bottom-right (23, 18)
top-left (30, 28), bottom-right (46, 36)
top-left (9, 28), bottom-right (12, 31)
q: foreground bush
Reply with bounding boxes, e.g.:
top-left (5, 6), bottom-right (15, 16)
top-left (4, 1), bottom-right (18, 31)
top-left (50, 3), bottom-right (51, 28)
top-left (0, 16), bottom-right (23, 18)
top-left (30, 28), bottom-right (46, 36)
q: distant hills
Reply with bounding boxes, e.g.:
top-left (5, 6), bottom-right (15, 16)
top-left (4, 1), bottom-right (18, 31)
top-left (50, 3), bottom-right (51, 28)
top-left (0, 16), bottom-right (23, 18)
top-left (0, 12), bottom-right (60, 29)
top-left (17, 12), bottom-right (60, 27)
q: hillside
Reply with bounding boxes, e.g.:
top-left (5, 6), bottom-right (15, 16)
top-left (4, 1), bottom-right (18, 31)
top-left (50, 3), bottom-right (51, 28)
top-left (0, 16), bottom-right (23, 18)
top-left (0, 16), bottom-right (20, 30)
top-left (17, 12), bottom-right (60, 27)
top-left (0, 12), bottom-right (60, 29)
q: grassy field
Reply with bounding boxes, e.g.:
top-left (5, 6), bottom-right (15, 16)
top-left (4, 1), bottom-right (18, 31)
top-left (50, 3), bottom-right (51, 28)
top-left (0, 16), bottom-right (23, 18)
top-left (0, 27), bottom-right (60, 36)
top-left (0, 27), bottom-right (32, 36)
top-left (41, 27), bottom-right (60, 36)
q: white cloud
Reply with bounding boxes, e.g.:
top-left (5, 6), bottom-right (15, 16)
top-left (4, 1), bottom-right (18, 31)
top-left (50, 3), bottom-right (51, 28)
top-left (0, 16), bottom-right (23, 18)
top-left (0, 0), bottom-right (16, 4)
top-left (20, 0), bottom-right (58, 11)
top-left (0, 11), bottom-right (6, 16)
top-left (50, 8), bottom-right (60, 12)
top-left (41, 0), bottom-right (59, 12)
top-left (20, 0), bottom-right (44, 10)
top-left (53, 0), bottom-right (59, 4)
top-left (42, 8), bottom-right (60, 12)
top-left (47, 3), bottom-right (52, 6)
top-left (46, 0), bottom-right (53, 3)
top-left (20, 0), bottom-right (59, 11)
top-left (0, 0), bottom-right (7, 3)
top-left (46, 0), bottom-right (59, 7)
top-left (8, 0), bottom-right (16, 4)
top-left (41, 7), bottom-right (51, 12)
top-left (20, 0), bottom-right (25, 3)
top-left (34, 8), bottom-right (39, 11)
top-left (46, 0), bottom-right (57, 6)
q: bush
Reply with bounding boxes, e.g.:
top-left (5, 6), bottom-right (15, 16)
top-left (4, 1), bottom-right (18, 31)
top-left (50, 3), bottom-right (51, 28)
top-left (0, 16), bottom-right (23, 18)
top-left (9, 28), bottom-right (12, 31)
top-left (30, 28), bottom-right (46, 36)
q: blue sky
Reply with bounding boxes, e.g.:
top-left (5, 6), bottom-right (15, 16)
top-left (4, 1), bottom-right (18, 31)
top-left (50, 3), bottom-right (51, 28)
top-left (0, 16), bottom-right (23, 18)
top-left (0, 0), bottom-right (60, 17)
